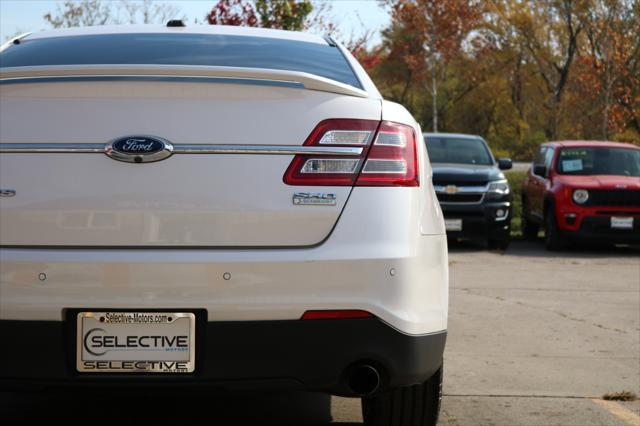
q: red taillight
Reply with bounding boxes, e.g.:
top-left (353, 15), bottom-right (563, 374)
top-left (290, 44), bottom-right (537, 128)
top-left (356, 121), bottom-right (419, 187)
top-left (300, 310), bottom-right (374, 320)
top-left (283, 119), bottom-right (419, 187)
top-left (283, 119), bottom-right (380, 186)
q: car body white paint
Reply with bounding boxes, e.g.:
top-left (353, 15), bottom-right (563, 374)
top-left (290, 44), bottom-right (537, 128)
top-left (0, 25), bottom-right (447, 336)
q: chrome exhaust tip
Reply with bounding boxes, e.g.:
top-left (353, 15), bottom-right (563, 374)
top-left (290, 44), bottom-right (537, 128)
top-left (347, 364), bottom-right (381, 396)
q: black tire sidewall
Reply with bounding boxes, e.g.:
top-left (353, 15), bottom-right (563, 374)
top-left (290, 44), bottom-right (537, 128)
top-left (545, 207), bottom-right (562, 250)
top-left (362, 365), bottom-right (443, 426)
top-left (521, 197), bottom-right (538, 239)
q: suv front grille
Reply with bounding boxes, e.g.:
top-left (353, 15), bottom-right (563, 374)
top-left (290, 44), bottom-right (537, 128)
top-left (585, 190), bottom-right (640, 207)
top-left (436, 193), bottom-right (484, 203)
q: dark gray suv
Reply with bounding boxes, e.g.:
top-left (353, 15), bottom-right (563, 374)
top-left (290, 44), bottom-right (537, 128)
top-left (425, 133), bottom-right (513, 249)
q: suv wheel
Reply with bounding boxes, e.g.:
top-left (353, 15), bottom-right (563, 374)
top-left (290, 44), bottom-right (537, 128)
top-left (362, 366), bottom-right (443, 426)
top-left (488, 237), bottom-right (510, 251)
top-left (544, 208), bottom-right (564, 251)
top-left (521, 198), bottom-right (539, 240)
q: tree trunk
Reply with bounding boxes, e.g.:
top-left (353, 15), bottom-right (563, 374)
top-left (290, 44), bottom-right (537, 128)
top-left (603, 61), bottom-right (612, 140)
top-left (432, 61), bottom-right (438, 133)
top-left (603, 81), bottom-right (610, 140)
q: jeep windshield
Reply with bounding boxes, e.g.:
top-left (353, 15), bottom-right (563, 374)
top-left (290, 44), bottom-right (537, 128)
top-left (425, 137), bottom-right (493, 165)
top-left (557, 147), bottom-right (640, 177)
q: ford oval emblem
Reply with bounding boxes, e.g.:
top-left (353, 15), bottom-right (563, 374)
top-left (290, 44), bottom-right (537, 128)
top-left (105, 136), bottom-right (173, 163)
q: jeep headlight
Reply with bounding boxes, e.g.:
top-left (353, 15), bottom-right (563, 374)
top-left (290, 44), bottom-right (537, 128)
top-left (487, 179), bottom-right (510, 195)
top-left (572, 189), bottom-right (589, 204)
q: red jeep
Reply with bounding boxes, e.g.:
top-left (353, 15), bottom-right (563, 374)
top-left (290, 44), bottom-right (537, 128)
top-left (522, 141), bottom-right (640, 250)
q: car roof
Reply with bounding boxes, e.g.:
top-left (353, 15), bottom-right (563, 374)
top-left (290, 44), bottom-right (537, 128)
top-left (423, 132), bottom-right (483, 140)
top-left (543, 140), bottom-right (639, 149)
top-left (23, 24), bottom-right (328, 45)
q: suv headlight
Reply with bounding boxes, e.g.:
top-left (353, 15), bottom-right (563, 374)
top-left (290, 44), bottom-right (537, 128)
top-left (487, 179), bottom-right (510, 195)
top-left (572, 189), bottom-right (589, 204)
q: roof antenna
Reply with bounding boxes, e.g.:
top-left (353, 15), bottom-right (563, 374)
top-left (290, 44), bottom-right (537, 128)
top-left (167, 19), bottom-right (186, 27)
top-left (323, 35), bottom-right (337, 47)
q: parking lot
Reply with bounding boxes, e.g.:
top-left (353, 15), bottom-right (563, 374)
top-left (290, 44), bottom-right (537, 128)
top-left (2, 240), bottom-right (638, 425)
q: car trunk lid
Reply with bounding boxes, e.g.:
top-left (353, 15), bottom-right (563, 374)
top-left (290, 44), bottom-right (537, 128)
top-left (0, 73), bottom-right (381, 247)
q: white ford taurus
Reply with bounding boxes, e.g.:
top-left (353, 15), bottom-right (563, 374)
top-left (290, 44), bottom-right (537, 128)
top-left (0, 23), bottom-right (448, 425)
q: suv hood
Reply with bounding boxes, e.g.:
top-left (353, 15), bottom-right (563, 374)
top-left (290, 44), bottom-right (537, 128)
top-left (431, 163), bottom-right (504, 185)
top-left (554, 174), bottom-right (640, 189)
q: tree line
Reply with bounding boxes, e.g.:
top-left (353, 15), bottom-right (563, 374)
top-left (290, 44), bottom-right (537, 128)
top-left (40, 0), bottom-right (640, 159)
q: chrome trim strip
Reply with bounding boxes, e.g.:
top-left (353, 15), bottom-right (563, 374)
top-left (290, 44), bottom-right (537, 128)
top-left (0, 143), bottom-right (363, 156)
top-left (0, 144), bottom-right (104, 153)
top-left (437, 194), bottom-right (486, 206)
top-left (173, 145), bottom-right (363, 156)
top-left (434, 184), bottom-right (487, 205)
top-left (434, 184), bottom-right (489, 194)
top-left (0, 75), bottom-right (305, 89)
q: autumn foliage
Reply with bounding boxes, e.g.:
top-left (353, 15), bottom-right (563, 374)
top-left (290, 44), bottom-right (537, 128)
top-left (206, 0), bottom-right (258, 27)
top-left (206, 0), bottom-right (315, 31)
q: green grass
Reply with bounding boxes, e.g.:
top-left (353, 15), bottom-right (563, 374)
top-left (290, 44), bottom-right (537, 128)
top-left (506, 170), bottom-right (527, 237)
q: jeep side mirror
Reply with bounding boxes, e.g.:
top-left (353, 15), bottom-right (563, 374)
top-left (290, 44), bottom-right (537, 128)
top-left (534, 164), bottom-right (547, 176)
top-left (498, 158), bottom-right (513, 170)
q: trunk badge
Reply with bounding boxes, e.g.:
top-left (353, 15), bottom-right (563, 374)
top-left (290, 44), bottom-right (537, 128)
top-left (105, 136), bottom-right (173, 163)
top-left (293, 192), bottom-right (336, 206)
top-left (0, 189), bottom-right (16, 197)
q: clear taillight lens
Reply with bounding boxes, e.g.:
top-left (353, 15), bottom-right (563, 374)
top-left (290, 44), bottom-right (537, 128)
top-left (283, 119), bottom-right (419, 187)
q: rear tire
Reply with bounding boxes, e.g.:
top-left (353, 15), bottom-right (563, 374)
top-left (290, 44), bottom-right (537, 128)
top-left (488, 237), bottom-right (510, 251)
top-left (544, 207), bottom-right (564, 251)
top-left (362, 366), bottom-right (443, 426)
top-left (521, 198), bottom-right (539, 240)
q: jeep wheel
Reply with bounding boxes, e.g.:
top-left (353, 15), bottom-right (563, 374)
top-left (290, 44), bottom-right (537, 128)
top-left (362, 366), bottom-right (443, 426)
top-left (521, 198), bottom-right (539, 240)
top-left (544, 208), bottom-right (564, 251)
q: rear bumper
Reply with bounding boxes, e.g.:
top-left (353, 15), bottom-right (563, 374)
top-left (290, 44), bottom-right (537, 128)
top-left (0, 187), bottom-right (448, 336)
top-left (441, 201), bottom-right (511, 240)
top-left (0, 318), bottom-right (446, 395)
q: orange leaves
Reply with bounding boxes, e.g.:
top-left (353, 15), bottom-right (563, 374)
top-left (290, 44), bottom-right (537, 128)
top-left (392, 0), bottom-right (483, 62)
top-left (206, 0), bottom-right (258, 26)
top-left (205, 0), bottom-right (313, 31)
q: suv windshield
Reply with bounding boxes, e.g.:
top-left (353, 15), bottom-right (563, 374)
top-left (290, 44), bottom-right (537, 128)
top-left (557, 147), bottom-right (640, 177)
top-left (0, 33), bottom-right (362, 89)
top-left (425, 137), bottom-right (493, 165)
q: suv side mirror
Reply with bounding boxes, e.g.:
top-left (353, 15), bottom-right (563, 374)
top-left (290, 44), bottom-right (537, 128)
top-left (533, 164), bottom-right (547, 176)
top-left (497, 158), bottom-right (512, 170)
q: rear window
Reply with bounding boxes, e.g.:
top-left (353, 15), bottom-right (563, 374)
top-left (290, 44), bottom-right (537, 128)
top-left (0, 33), bottom-right (362, 89)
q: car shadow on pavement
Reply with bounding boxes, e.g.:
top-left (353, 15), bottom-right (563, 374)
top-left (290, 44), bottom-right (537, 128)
top-left (504, 239), bottom-right (640, 258)
top-left (0, 390), bottom-right (358, 425)
top-left (447, 238), bottom-right (640, 259)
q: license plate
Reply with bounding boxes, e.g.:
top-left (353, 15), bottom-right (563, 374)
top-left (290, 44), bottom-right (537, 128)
top-left (611, 217), bottom-right (634, 229)
top-left (445, 219), bottom-right (463, 232)
top-left (76, 311), bottom-right (195, 373)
